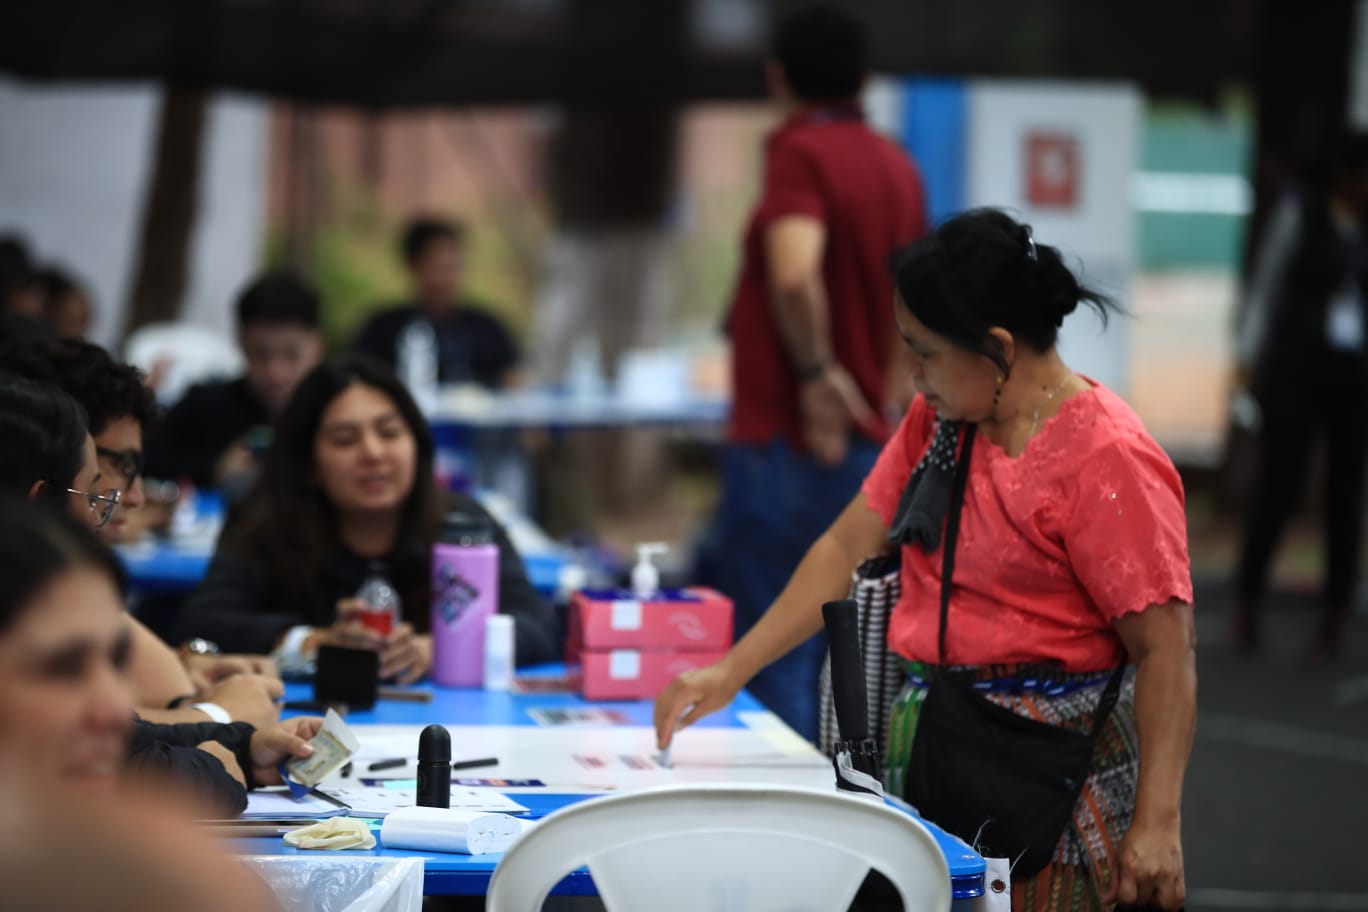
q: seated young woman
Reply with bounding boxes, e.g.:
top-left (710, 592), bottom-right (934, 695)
top-left (0, 372), bottom-right (319, 815)
top-left (176, 355), bottom-right (560, 683)
top-left (0, 498), bottom-right (281, 911)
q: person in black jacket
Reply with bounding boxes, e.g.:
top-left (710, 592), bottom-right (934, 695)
top-left (144, 271), bottom-right (324, 494)
top-left (352, 217), bottom-right (520, 389)
top-left (1233, 135), bottom-right (1368, 661)
top-left (0, 495), bottom-right (321, 818)
top-left (0, 378), bottom-right (321, 816)
top-left (176, 356), bottom-right (559, 681)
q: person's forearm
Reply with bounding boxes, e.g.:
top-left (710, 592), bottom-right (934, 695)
top-left (771, 280), bottom-right (832, 372)
top-left (727, 531), bottom-right (858, 684)
top-left (138, 707), bottom-right (234, 725)
top-left (1131, 642), bottom-right (1197, 826)
top-left (125, 617), bottom-right (196, 707)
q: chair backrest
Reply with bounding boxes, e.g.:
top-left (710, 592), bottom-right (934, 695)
top-left (487, 783), bottom-right (952, 912)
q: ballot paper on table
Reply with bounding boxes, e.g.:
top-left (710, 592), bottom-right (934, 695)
top-left (318, 785), bottom-right (529, 819)
top-left (286, 708), bottom-right (359, 788)
top-left (380, 806), bottom-right (525, 855)
top-left (242, 787), bottom-right (349, 820)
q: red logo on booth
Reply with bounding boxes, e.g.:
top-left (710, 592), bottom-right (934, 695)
top-left (1024, 131), bottom-right (1080, 209)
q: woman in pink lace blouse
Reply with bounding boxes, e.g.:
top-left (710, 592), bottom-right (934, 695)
top-left (657, 210), bottom-right (1195, 911)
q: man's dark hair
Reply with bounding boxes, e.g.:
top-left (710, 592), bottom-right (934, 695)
top-left (0, 235), bottom-right (37, 307)
top-left (0, 338), bottom-right (158, 436)
top-left (772, 4), bottom-right (869, 101)
top-left (40, 265), bottom-right (83, 303)
top-left (401, 217), bottom-right (465, 266)
top-left (235, 270), bottom-right (321, 331)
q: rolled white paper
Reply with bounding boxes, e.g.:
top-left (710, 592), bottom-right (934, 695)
top-left (379, 805), bottom-right (523, 855)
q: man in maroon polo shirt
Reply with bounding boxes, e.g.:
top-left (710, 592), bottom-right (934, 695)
top-left (707, 3), bottom-right (927, 741)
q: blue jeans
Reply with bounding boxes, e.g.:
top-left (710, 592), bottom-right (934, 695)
top-left (697, 437), bottom-right (881, 742)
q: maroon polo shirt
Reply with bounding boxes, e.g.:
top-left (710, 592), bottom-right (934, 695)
top-left (725, 103), bottom-right (927, 450)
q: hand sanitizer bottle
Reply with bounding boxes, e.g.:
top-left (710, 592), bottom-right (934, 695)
top-left (630, 543), bottom-right (669, 599)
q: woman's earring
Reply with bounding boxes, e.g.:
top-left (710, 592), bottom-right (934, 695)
top-left (992, 375), bottom-right (1004, 407)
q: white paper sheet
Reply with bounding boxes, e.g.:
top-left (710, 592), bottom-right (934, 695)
top-left (242, 787), bottom-right (348, 819)
top-left (318, 786), bottom-right (528, 818)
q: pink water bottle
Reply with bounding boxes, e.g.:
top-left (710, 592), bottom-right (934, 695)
top-left (430, 510), bottom-right (500, 687)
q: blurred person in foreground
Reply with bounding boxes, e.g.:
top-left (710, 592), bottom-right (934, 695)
top-left (658, 211), bottom-right (1195, 911)
top-left (702, 2), bottom-right (927, 740)
top-left (1232, 134), bottom-right (1368, 661)
top-left (0, 498), bottom-right (281, 912)
top-left (353, 216), bottom-right (521, 390)
top-left (0, 338), bottom-right (282, 727)
top-left (0, 376), bottom-right (320, 815)
top-left (144, 270), bottom-right (324, 495)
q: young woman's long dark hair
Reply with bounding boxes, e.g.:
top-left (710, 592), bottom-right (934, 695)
top-left (0, 371), bottom-right (89, 509)
top-left (226, 356), bottom-right (442, 628)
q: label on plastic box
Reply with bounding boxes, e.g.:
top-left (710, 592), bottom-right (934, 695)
top-left (610, 599), bottom-right (643, 631)
top-left (608, 650), bottom-right (641, 680)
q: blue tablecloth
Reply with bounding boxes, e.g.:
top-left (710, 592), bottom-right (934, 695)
top-left (235, 677), bottom-right (986, 900)
top-left (118, 544), bottom-right (567, 600)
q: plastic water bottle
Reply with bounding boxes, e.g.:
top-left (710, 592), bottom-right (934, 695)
top-left (430, 511), bottom-right (500, 687)
top-left (398, 318), bottom-right (439, 416)
top-left (565, 336), bottom-right (606, 405)
top-left (483, 614), bottom-right (515, 691)
top-left (170, 478), bottom-right (198, 540)
top-left (353, 564), bottom-right (401, 636)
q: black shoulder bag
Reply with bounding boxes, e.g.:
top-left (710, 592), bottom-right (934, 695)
top-left (903, 424), bottom-right (1126, 878)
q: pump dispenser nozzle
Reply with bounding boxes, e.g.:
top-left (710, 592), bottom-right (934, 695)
top-left (631, 543), bottom-right (669, 598)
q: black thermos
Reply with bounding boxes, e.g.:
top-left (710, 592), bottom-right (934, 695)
top-left (417, 724), bottom-right (451, 808)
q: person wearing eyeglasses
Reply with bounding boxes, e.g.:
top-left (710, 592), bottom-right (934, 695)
top-left (0, 372), bottom-right (114, 521)
top-left (0, 340), bottom-right (282, 731)
top-left (0, 373), bottom-right (322, 817)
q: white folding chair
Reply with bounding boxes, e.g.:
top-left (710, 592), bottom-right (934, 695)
top-left (487, 783), bottom-right (952, 912)
top-left (124, 322), bottom-right (244, 406)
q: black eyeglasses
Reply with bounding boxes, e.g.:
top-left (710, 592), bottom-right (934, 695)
top-left (96, 447), bottom-right (145, 486)
top-left (66, 487), bottom-right (121, 528)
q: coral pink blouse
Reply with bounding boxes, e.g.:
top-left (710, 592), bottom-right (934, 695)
top-left (862, 382), bottom-right (1193, 671)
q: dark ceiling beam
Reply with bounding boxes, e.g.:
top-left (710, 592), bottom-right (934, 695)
top-left (0, 1), bottom-right (1258, 108)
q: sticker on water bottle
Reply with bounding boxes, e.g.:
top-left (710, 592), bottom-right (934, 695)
top-left (434, 564), bottom-right (480, 626)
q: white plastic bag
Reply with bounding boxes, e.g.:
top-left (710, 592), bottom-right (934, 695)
top-left (240, 855), bottom-right (423, 912)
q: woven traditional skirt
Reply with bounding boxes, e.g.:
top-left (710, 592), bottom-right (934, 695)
top-left (884, 662), bottom-right (1140, 912)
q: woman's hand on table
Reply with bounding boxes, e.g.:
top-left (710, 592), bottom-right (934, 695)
top-left (303, 600), bottom-right (389, 654)
top-left (185, 653), bottom-right (280, 693)
top-left (379, 626), bottom-right (431, 684)
top-left (197, 673), bottom-right (283, 729)
top-left (654, 659), bottom-right (744, 750)
top-left (1106, 816), bottom-right (1186, 910)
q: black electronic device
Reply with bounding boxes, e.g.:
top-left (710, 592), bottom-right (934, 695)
top-left (314, 645), bottom-right (379, 711)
